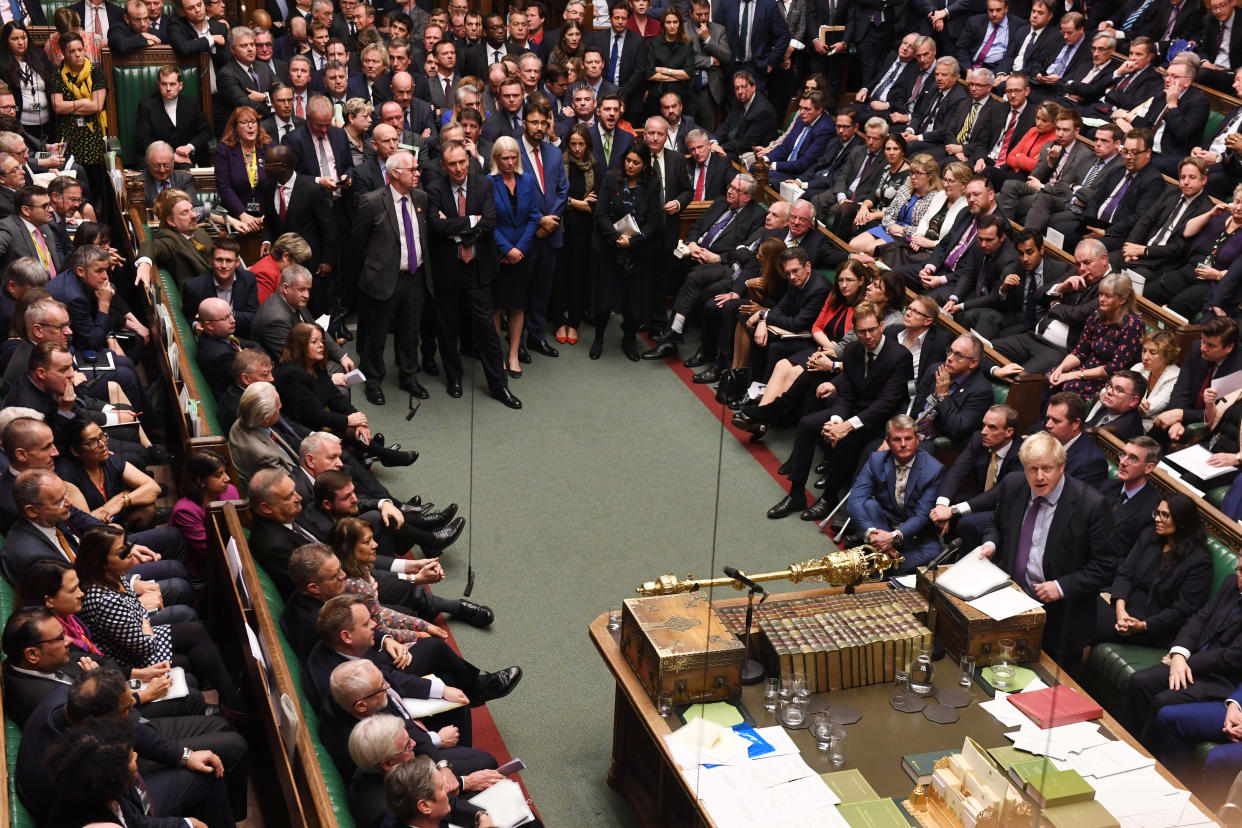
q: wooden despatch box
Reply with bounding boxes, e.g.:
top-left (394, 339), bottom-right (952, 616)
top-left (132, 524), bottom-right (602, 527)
top-left (915, 568), bottom-right (1046, 666)
top-left (620, 594), bottom-right (745, 705)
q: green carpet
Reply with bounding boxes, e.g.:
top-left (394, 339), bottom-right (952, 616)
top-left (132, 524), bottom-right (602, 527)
top-left (357, 332), bottom-right (832, 826)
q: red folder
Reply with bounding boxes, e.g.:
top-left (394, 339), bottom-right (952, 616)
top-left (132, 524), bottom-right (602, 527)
top-left (1008, 686), bottom-right (1103, 729)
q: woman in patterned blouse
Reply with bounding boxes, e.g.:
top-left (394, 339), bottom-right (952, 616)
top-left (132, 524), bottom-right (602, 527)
top-left (331, 516), bottom-right (448, 645)
top-left (76, 524), bottom-right (248, 714)
top-left (1047, 273), bottom-right (1145, 399)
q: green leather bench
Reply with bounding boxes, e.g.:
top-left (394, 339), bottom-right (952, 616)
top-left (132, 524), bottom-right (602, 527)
top-left (39, 0), bottom-right (175, 22)
top-left (253, 565), bottom-right (359, 828)
top-left (0, 575), bottom-right (40, 827)
top-left (112, 62), bottom-right (203, 168)
top-left (159, 268), bottom-right (221, 434)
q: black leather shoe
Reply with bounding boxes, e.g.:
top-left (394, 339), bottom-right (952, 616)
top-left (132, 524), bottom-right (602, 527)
top-left (517, 344), bottom-right (532, 364)
top-left (446, 380), bottom-right (463, 398)
top-left (365, 385), bottom-right (386, 405)
top-left (405, 502), bottom-right (459, 529)
top-left (641, 341), bottom-right (679, 360)
top-left (422, 359), bottom-right (439, 377)
top-left (767, 495), bottom-right (806, 519)
top-left (527, 337), bottom-right (559, 357)
top-left (589, 339), bottom-right (603, 359)
top-left (370, 443), bottom-right (419, 467)
top-left (654, 328), bottom-right (685, 345)
top-left (813, 476), bottom-right (827, 489)
top-left (454, 599), bottom-right (494, 628)
top-left (621, 341), bottom-right (640, 361)
top-left (399, 379), bottom-right (430, 400)
top-left (475, 666), bottom-right (523, 705)
top-left (815, 459), bottom-right (829, 475)
top-left (406, 495), bottom-right (423, 508)
top-left (683, 348), bottom-right (713, 368)
top-left (422, 517), bottom-right (466, 555)
top-left (491, 388), bottom-right (523, 409)
top-left (801, 497), bottom-right (833, 521)
top-left (749, 424), bottom-right (768, 442)
top-left (692, 366), bottom-right (719, 384)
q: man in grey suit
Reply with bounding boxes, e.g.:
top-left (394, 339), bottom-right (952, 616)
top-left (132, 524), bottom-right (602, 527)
top-left (354, 150), bottom-right (430, 406)
top-left (250, 266), bottom-right (354, 376)
top-left (995, 107), bottom-right (1090, 225)
top-left (427, 40), bottom-right (460, 113)
top-left (687, 0), bottom-right (731, 131)
top-left (140, 142), bottom-right (203, 217)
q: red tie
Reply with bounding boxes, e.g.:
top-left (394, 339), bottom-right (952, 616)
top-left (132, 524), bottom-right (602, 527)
top-left (278, 184), bottom-right (287, 221)
top-left (1198, 364), bottom-right (1217, 408)
top-left (694, 164), bottom-right (705, 200)
top-left (457, 187), bottom-right (473, 263)
top-left (532, 146), bottom-right (545, 193)
top-left (996, 109), bottom-right (1019, 165)
top-left (92, 3), bottom-right (101, 33)
top-left (295, 95), bottom-right (304, 118)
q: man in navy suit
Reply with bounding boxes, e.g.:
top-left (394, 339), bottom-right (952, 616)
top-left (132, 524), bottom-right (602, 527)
top-left (181, 238), bottom-right (261, 337)
top-left (587, 1), bottom-right (647, 115)
top-left (589, 92), bottom-right (633, 171)
top-left (685, 129), bottom-right (738, 202)
top-left (1195, 0), bottom-right (1242, 92)
top-left (907, 334), bottom-right (995, 445)
top-left (257, 144), bottom-right (337, 310)
top-left (1044, 391), bottom-right (1108, 486)
top-left (715, 0), bottom-right (790, 90)
top-left (955, 0), bottom-right (1024, 73)
top-left (516, 101), bottom-right (568, 358)
top-left (1152, 317), bottom-right (1242, 445)
top-left (1154, 681), bottom-right (1242, 809)
top-left (1083, 370), bottom-right (1145, 440)
top-left (758, 91), bottom-right (834, 185)
top-left (979, 430), bottom-right (1114, 661)
top-left (134, 67), bottom-right (212, 168)
top-left (480, 74), bottom-right (524, 143)
top-left (346, 43), bottom-right (393, 108)
top-left (425, 141), bottom-right (520, 409)
top-left (929, 404), bottom-right (1022, 548)
top-left (848, 416), bottom-right (946, 572)
top-left (108, 0), bottom-right (161, 53)
top-left (715, 71), bottom-right (779, 156)
top-left (194, 297), bottom-right (260, 395)
top-left (1119, 60), bottom-right (1210, 175)
top-left (217, 26), bottom-right (277, 119)
top-left (281, 96), bottom-right (351, 298)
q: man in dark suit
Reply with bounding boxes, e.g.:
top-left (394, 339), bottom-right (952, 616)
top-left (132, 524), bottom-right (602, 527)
top-left (906, 333), bottom-right (995, 446)
top-left (955, 0), bottom-right (1024, 73)
top-left (1093, 37), bottom-right (1163, 115)
top-left (426, 140), bottom-right (520, 409)
top-left (741, 247), bottom-right (829, 381)
top-left (588, 1), bottom-right (648, 112)
top-left (1030, 122), bottom-right (1123, 231)
top-left (257, 143), bottom-right (337, 307)
top-left (967, 73), bottom-right (1036, 171)
top-left (885, 296), bottom-right (956, 399)
top-left (1000, 0), bottom-right (1059, 78)
top-left (644, 175), bottom-right (766, 360)
top-left (145, 0), bottom-right (169, 40)
top-left (1044, 390), bottom-right (1109, 486)
top-left (641, 116), bottom-right (693, 332)
top-left (166, 0), bottom-right (229, 77)
top-left (462, 12), bottom-right (514, 79)
top-left (250, 265), bottom-right (353, 373)
top-left (282, 95), bottom-right (354, 185)
top-left (943, 216), bottom-right (1022, 330)
top-left (427, 40), bottom-right (461, 112)
top-left (1113, 157), bottom-right (1211, 276)
top-left (906, 176), bottom-right (1006, 295)
top-left (261, 82), bottom-right (305, 139)
top-left (930, 404), bottom-right (1023, 548)
top-left (133, 67), bottom-right (212, 166)
top-left (194, 297), bottom-right (260, 396)
top-left (807, 114), bottom-right (882, 210)
top-left (217, 25), bottom-right (277, 119)
top-left (73, 0), bottom-right (124, 37)
top-left (354, 150), bottom-right (430, 406)
top-left (181, 238), bottom-right (260, 337)
top-left (2, 607), bottom-right (205, 725)
top-left (687, 0), bottom-right (731, 129)
top-left (247, 468), bottom-right (322, 598)
top-left (1084, 369), bottom-right (1147, 436)
top-left (996, 107), bottom-right (1089, 225)
top-left (589, 92), bottom-right (633, 172)
top-left (1053, 33), bottom-right (1122, 110)
top-left (49, 246), bottom-right (150, 360)
top-left (848, 416), bottom-right (946, 572)
top-left (715, 71), bottom-right (779, 156)
top-left (1196, 0), bottom-right (1242, 92)
top-left (108, 0), bottom-right (162, 53)
top-left (760, 91), bottom-right (836, 185)
top-left (16, 670), bottom-right (241, 826)
top-left (141, 143), bottom-right (201, 215)
top-left (254, 25), bottom-right (289, 81)
top-left (768, 303), bottom-right (914, 520)
top-left (1152, 317), bottom-right (1242, 444)
top-left (1121, 62), bottom-right (1210, 175)
top-left (1031, 12), bottom-right (1092, 97)
top-left (1124, 561), bottom-right (1242, 745)
top-left (1053, 127), bottom-right (1165, 251)
top-left (346, 44), bottom-right (393, 108)
top-left (480, 74), bottom-right (524, 143)
top-left (1100, 436), bottom-right (1162, 561)
top-left (980, 430), bottom-right (1114, 661)
top-left (907, 66), bottom-right (995, 165)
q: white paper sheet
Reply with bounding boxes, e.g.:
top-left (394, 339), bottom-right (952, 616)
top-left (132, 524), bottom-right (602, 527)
top-left (980, 691), bottom-right (1027, 728)
top-left (453, 779), bottom-right (534, 828)
top-left (935, 551), bottom-right (1013, 601)
top-left (1163, 444), bottom-right (1235, 481)
top-left (967, 586), bottom-right (1042, 621)
top-left (1212, 370), bottom-right (1242, 397)
top-left (1065, 740), bottom-right (1156, 779)
top-left (138, 666), bottom-right (190, 700)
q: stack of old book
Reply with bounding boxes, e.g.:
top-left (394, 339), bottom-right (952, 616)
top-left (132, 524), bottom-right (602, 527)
top-left (717, 591), bottom-right (931, 692)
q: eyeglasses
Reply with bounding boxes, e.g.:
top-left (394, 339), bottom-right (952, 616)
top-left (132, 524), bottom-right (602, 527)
top-left (1104, 381), bottom-right (1136, 396)
top-left (906, 307), bottom-right (933, 320)
top-left (237, 119), bottom-right (258, 126)
top-left (36, 632), bottom-right (66, 645)
top-left (354, 679), bottom-right (390, 705)
top-left (1121, 148), bottom-right (1150, 156)
top-left (203, 311), bottom-right (234, 323)
top-left (33, 320), bottom-right (71, 331)
top-left (149, 161), bottom-right (173, 169)
top-left (81, 433), bottom-right (109, 449)
top-left (947, 348), bottom-right (977, 360)
top-left (855, 325), bottom-right (881, 336)
top-left (1152, 510), bottom-right (1172, 521)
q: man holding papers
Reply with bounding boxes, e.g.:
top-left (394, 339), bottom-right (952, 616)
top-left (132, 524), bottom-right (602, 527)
top-left (1153, 680), bottom-right (1242, 808)
top-left (1151, 317), bottom-right (1242, 446)
top-left (978, 431), bottom-right (1115, 661)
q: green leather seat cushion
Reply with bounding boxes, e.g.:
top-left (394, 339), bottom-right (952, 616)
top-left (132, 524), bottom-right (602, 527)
top-left (113, 64), bottom-right (202, 167)
top-left (159, 269), bottom-right (221, 436)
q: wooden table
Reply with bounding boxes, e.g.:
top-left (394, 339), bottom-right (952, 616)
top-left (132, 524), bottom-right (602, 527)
top-left (589, 585), bottom-right (1218, 828)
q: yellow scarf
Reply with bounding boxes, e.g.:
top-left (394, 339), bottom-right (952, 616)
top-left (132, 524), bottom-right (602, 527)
top-left (60, 59), bottom-right (105, 132)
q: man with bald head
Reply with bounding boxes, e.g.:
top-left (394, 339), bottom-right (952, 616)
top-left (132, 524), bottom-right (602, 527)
top-left (195, 296), bottom-right (260, 396)
top-left (389, 70), bottom-right (436, 137)
top-left (257, 143), bottom-right (336, 313)
top-left (354, 123), bottom-right (400, 194)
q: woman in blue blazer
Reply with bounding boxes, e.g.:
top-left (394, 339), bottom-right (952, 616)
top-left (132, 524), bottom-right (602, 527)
top-left (213, 106), bottom-right (271, 233)
top-left (489, 136), bottom-right (543, 378)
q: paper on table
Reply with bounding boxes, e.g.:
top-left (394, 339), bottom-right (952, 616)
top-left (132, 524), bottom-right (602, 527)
top-left (1164, 444), bottom-right (1236, 481)
top-left (1022, 675), bottom-right (1049, 692)
top-left (1006, 720), bottom-right (1108, 759)
top-left (892, 574), bottom-right (917, 588)
top-left (1065, 739), bottom-right (1155, 779)
top-left (698, 773), bottom-right (843, 828)
top-left (665, 717), bottom-right (751, 768)
top-left (935, 551), bottom-right (1013, 601)
top-left (1212, 370), bottom-right (1242, 397)
top-left (980, 691), bottom-right (1028, 728)
top-left (451, 779), bottom-right (534, 828)
top-left (967, 585), bottom-right (1042, 621)
top-left (753, 725), bottom-right (801, 757)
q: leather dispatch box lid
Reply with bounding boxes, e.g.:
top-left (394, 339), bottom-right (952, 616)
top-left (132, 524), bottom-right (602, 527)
top-left (620, 594), bottom-right (745, 703)
top-left (915, 568), bottom-right (1046, 666)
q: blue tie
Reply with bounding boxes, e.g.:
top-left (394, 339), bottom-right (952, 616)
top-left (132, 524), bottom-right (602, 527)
top-left (789, 123), bottom-right (810, 161)
top-left (7, 0), bottom-right (21, 22)
top-left (700, 209), bottom-right (735, 246)
top-left (608, 34), bottom-right (621, 84)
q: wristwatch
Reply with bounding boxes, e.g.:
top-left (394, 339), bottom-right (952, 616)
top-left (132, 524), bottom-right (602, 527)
top-left (435, 759), bottom-right (453, 771)
top-left (179, 747), bottom-right (192, 767)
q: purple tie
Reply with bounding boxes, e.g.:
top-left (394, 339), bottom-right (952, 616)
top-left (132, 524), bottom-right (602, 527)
top-left (944, 220), bottom-right (978, 269)
top-left (249, 66), bottom-right (260, 88)
top-left (1013, 496), bottom-right (1047, 591)
top-left (401, 196), bottom-right (418, 273)
top-left (975, 24), bottom-right (999, 67)
top-left (1099, 172), bottom-right (1133, 222)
